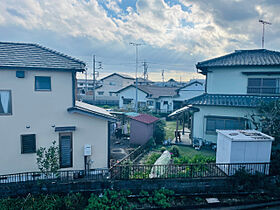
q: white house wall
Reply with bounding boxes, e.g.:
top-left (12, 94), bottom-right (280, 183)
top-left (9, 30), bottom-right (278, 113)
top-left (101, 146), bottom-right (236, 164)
top-left (177, 82), bottom-right (204, 101)
top-left (207, 66), bottom-right (280, 94)
top-left (192, 105), bottom-right (256, 143)
top-left (119, 86), bottom-right (148, 109)
top-left (0, 69), bottom-right (108, 175)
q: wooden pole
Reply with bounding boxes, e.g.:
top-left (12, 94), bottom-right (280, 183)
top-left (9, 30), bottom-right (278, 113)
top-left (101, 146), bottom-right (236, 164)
top-left (176, 117), bottom-right (179, 142)
top-left (182, 112), bottom-right (185, 135)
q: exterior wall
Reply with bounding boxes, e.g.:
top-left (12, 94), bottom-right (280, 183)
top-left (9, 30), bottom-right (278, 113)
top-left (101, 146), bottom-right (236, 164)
top-left (0, 69), bottom-right (108, 175)
top-left (192, 105), bottom-right (256, 143)
top-left (158, 97), bottom-right (174, 113)
top-left (97, 75), bottom-right (134, 97)
top-left (130, 120), bottom-right (153, 145)
top-left (177, 82), bottom-right (205, 101)
top-left (118, 86), bottom-right (148, 109)
top-left (206, 66), bottom-right (280, 94)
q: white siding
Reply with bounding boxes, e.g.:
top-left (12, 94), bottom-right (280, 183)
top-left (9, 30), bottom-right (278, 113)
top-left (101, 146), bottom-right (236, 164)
top-left (118, 86), bottom-right (148, 109)
top-left (177, 82), bottom-right (204, 101)
top-left (0, 69), bottom-right (108, 175)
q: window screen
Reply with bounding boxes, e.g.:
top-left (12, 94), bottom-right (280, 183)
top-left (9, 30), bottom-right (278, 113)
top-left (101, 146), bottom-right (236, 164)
top-left (206, 117), bottom-right (246, 134)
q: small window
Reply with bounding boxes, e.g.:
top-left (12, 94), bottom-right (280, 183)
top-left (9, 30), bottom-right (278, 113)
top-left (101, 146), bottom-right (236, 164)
top-left (147, 100), bottom-right (154, 106)
top-left (123, 98), bottom-right (132, 104)
top-left (98, 91), bottom-right (104, 95)
top-left (0, 90), bottom-right (12, 115)
top-left (163, 101), bottom-right (168, 105)
top-left (35, 76), bottom-right (51, 91)
top-left (21, 134), bottom-right (36, 154)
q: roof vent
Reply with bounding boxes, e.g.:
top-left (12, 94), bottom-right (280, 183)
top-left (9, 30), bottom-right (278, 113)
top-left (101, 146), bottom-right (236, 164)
top-left (16, 71), bottom-right (25, 78)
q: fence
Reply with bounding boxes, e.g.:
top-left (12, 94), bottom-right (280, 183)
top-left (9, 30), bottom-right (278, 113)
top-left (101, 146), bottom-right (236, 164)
top-left (110, 162), bottom-right (271, 180)
top-left (0, 168), bottom-right (109, 184)
top-left (0, 163), bottom-right (271, 184)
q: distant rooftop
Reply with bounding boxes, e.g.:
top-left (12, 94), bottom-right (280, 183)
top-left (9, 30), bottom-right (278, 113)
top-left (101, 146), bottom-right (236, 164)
top-left (196, 49), bottom-right (280, 73)
top-left (100, 73), bottom-right (134, 81)
top-left (0, 42), bottom-right (85, 71)
top-left (129, 114), bottom-right (159, 124)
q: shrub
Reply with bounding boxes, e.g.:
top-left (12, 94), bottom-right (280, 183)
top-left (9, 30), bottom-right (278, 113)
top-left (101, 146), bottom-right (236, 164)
top-left (169, 146), bottom-right (180, 157)
top-left (145, 153), bottom-right (161, 165)
top-left (154, 120), bottom-right (166, 144)
top-left (160, 147), bottom-right (167, 153)
top-left (148, 188), bottom-right (175, 208)
top-left (86, 190), bottom-right (132, 210)
top-left (64, 193), bottom-right (86, 210)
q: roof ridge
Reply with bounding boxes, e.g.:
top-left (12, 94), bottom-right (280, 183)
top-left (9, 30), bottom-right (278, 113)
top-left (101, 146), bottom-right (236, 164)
top-left (0, 41), bottom-right (85, 66)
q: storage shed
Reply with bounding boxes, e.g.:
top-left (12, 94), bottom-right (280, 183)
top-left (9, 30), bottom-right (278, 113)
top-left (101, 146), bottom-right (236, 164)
top-left (129, 114), bottom-right (159, 145)
top-left (216, 130), bottom-right (274, 175)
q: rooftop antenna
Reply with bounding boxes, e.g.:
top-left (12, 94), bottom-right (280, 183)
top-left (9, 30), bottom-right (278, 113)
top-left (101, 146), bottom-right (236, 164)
top-left (143, 61), bottom-right (148, 81)
top-left (259, 19), bottom-right (272, 48)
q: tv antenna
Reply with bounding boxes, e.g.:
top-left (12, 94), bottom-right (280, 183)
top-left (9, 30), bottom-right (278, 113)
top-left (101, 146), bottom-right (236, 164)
top-left (259, 19), bottom-right (272, 48)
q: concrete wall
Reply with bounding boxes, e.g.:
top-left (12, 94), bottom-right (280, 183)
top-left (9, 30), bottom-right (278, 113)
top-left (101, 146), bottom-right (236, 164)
top-left (130, 120), bottom-right (153, 145)
top-left (206, 66), bottom-right (280, 94)
top-left (0, 69), bottom-right (108, 175)
top-left (192, 105), bottom-right (256, 143)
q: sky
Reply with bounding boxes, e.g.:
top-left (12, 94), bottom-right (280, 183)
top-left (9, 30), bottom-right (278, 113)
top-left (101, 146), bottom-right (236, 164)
top-left (0, 0), bottom-right (280, 81)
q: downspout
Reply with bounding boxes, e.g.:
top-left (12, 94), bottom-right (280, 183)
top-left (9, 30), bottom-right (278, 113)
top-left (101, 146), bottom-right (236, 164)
top-left (72, 71), bottom-right (77, 107)
top-left (107, 121), bottom-right (111, 168)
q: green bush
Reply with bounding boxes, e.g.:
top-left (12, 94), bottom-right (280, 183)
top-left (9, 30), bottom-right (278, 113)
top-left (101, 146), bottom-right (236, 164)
top-left (154, 120), bottom-right (166, 144)
top-left (86, 190), bottom-right (132, 210)
top-left (169, 146), bottom-right (180, 157)
top-left (160, 147), bottom-right (167, 153)
top-left (148, 188), bottom-right (175, 208)
top-left (64, 193), bottom-right (86, 210)
top-left (145, 153), bottom-right (161, 165)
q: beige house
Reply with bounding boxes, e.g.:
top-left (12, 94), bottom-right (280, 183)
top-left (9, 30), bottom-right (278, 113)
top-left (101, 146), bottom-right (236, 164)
top-left (0, 42), bottom-right (115, 175)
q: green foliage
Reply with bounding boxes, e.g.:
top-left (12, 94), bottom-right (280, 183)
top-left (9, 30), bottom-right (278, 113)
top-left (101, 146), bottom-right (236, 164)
top-left (154, 120), bottom-right (166, 144)
top-left (145, 153), bottom-right (161, 165)
top-left (169, 146), bottom-right (180, 157)
top-left (64, 193), bottom-right (86, 210)
top-left (173, 154), bottom-right (216, 164)
top-left (147, 188), bottom-right (175, 208)
top-left (160, 146), bottom-right (167, 153)
top-left (86, 190), bottom-right (132, 210)
top-left (36, 141), bottom-right (60, 176)
top-left (138, 190), bottom-right (149, 204)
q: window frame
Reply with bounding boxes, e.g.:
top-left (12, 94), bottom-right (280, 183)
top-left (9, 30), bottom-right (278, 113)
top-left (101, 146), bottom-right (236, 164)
top-left (21, 134), bottom-right (36, 154)
top-left (35, 76), bottom-right (52, 91)
top-left (205, 116), bottom-right (246, 135)
top-left (0, 90), bottom-right (12, 116)
top-left (247, 78), bottom-right (279, 95)
top-left (59, 132), bottom-right (73, 168)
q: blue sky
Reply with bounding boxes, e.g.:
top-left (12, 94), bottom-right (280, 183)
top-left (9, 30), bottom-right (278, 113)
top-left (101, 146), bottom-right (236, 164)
top-left (0, 0), bottom-right (280, 81)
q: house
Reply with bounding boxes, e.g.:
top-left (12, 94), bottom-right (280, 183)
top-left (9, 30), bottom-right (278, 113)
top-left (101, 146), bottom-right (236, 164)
top-left (95, 73), bottom-right (135, 100)
top-left (129, 114), bottom-right (159, 145)
top-left (173, 80), bottom-right (205, 110)
top-left (184, 49), bottom-right (280, 144)
top-left (0, 42), bottom-right (115, 175)
top-left (118, 80), bottom-right (205, 113)
top-left (117, 85), bottom-right (179, 113)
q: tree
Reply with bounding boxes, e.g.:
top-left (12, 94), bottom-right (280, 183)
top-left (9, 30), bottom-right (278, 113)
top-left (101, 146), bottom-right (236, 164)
top-left (36, 141), bottom-right (60, 176)
top-left (154, 120), bottom-right (166, 144)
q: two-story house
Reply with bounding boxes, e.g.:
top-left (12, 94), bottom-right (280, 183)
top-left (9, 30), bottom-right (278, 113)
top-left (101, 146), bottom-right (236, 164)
top-left (185, 49), bottom-right (280, 144)
top-left (95, 73), bottom-right (135, 99)
top-left (0, 42), bottom-right (115, 175)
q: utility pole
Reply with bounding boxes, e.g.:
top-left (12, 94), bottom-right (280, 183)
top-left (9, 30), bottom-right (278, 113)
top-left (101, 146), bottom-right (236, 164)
top-left (130, 42), bottom-right (143, 112)
top-left (259, 19), bottom-right (272, 48)
top-left (162, 70), bottom-right (165, 83)
top-left (143, 61), bottom-right (148, 81)
top-left (92, 55), bottom-right (102, 104)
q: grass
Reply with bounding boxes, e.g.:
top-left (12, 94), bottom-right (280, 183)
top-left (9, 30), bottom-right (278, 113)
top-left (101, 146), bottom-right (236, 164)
top-left (165, 120), bottom-right (177, 140)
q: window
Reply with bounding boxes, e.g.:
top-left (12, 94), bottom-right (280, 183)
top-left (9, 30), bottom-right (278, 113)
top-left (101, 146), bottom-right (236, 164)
top-left (98, 91), bottom-right (104, 95)
top-left (123, 98), bottom-right (132, 104)
top-left (147, 100), bottom-right (154, 106)
top-left (21, 134), bottom-right (36, 154)
top-left (247, 78), bottom-right (280, 94)
top-left (59, 133), bottom-right (73, 168)
top-left (163, 101), bottom-right (168, 105)
top-left (35, 76), bottom-right (51, 91)
top-left (0, 90), bottom-right (12, 115)
top-left (206, 117), bottom-right (246, 134)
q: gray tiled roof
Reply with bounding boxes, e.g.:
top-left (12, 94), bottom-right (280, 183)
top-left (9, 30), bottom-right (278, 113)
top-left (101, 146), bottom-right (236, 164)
top-left (0, 42), bottom-right (85, 71)
top-left (196, 49), bottom-right (280, 71)
top-left (138, 85), bottom-right (178, 99)
top-left (186, 94), bottom-right (280, 108)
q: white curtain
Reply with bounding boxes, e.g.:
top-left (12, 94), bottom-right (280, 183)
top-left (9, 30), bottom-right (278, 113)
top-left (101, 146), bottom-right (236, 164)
top-left (0, 91), bottom-right (10, 113)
